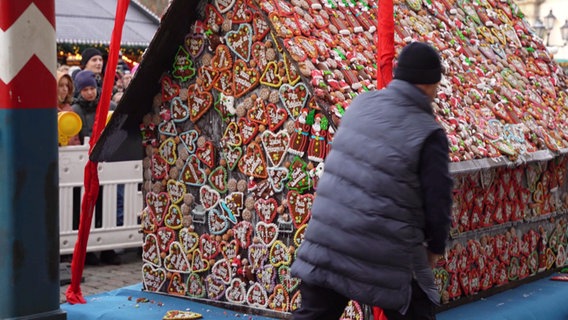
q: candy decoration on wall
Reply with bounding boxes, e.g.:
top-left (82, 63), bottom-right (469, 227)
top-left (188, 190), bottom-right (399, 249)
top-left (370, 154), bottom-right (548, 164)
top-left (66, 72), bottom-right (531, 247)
top-left (286, 156), bottom-right (312, 193)
top-left (159, 137), bottom-right (178, 165)
top-left (161, 75), bottom-right (180, 102)
top-left (238, 142), bottom-right (268, 178)
top-left (142, 233), bottom-right (162, 266)
top-left (185, 26), bottom-right (206, 58)
top-left (143, 263), bottom-right (167, 292)
top-left (225, 23), bottom-right (253, 61)
top-left (188, 85), bottom-right (214, 122)
top-left (266, 103), bottom-right (288, 131)
top-left (172, 46), bottom-right (197, 82)
top-left (288, 108), bottom-right (312, 156)
top-left (307, 113), bottom-right (328, 163)
top-left (279, 82), bottom-right (309, 120)
top-left (261, 130), bottom-right (290, 167)
top-left (238, 117), bottom-right (259, 144)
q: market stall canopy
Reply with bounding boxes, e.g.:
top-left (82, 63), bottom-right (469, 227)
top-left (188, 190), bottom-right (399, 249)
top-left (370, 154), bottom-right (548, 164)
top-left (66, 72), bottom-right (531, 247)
top-left (56, 0), bottom-right (160, 47)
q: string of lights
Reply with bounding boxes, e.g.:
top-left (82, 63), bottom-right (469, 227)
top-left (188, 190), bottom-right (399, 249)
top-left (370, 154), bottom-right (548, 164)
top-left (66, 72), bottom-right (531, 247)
top-left (57, 43), bottom-right (147, 69)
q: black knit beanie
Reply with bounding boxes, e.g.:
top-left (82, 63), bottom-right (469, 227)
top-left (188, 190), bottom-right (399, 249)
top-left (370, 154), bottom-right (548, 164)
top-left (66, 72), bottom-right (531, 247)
top-left (394, 42), bottom-right (442, 84)
top-left (80, 48), bottom-right (103, 68)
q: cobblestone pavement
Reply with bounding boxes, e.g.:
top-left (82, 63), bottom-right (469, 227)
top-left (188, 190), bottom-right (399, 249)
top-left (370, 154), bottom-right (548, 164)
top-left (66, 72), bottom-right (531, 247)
top-left (60, 248), bottom-right (143, 304)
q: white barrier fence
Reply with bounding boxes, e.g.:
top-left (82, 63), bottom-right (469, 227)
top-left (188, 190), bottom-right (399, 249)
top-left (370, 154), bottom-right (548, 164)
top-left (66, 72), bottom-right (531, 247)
top-left (59, 144), bottom-right (144, 255)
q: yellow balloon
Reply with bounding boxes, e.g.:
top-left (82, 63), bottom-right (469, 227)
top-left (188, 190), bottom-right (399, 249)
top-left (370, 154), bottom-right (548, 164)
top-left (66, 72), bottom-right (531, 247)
top-left (58, 133), bottom-right (69, 146)
top-left (58, 111), bottom-right (82, 136)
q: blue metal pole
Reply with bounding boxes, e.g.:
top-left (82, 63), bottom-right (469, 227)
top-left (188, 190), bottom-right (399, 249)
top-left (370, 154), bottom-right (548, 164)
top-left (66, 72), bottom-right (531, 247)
top-left (0, 0), bottom-right (66, 318)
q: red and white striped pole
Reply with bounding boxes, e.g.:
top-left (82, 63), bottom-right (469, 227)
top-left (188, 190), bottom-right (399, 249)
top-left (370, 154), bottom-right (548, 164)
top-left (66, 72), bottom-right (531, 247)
top-left (0, 0), bottom-right (64, 318)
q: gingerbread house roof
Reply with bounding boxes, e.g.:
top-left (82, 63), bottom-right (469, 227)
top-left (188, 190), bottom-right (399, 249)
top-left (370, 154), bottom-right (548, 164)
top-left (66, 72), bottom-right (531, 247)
top-left (92, 0), bottom-right (568, 173)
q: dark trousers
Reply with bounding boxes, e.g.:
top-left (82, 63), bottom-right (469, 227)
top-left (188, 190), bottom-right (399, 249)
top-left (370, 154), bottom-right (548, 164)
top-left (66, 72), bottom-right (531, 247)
top-left (292, 280), bottom-right (436, 320)
top-left (292, 282), bottom-right (349, 320)
top-left (382, 280), bottom-right (436, 320)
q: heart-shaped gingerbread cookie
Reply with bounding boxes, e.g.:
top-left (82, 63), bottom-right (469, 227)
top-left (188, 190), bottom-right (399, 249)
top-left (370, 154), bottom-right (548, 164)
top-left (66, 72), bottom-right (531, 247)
top-left (261, 130), bottom-right (290, 167)
top-left (142, 263), bottom-right (166, 292)
top-left (225, 23), bottom-right (253, 61)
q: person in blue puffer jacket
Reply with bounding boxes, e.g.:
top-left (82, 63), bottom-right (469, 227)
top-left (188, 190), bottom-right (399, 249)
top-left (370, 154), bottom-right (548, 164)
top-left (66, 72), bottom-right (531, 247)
top-left (291, 42), bottom-right (453, 320)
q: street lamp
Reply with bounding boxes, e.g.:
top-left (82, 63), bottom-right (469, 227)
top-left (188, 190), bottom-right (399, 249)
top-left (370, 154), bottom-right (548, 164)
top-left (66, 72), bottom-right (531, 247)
top-left (535, 9), bottom-right (568, 47)
top-left (544, 9), bottom-right (557, 30)
top-left (540, 10), bottom-right (556, 46)
top-left (533, 18), bottom-right (546, 39)
top-left (562, 20), bottom-right (568, 45)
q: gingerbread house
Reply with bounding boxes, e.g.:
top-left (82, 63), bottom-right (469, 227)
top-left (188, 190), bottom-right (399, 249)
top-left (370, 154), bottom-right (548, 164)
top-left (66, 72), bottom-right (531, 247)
top-left (91, 0), bottom-right (568, 317)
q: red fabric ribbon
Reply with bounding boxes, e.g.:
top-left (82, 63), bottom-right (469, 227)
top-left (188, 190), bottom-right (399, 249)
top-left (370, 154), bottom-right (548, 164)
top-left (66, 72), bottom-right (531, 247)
top-left (66, 0), bottom-right (131, 304)
top-left (373, 306), bottom-right (389, 320)
top-left (374, 0), bottom-right (394, 317)
top-left (376, 0), bottom-right (395, 89)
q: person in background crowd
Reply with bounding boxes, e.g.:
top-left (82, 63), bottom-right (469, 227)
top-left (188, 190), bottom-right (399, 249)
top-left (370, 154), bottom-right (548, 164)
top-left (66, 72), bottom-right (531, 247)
top-left (71, 70), bottom-right (116, 142)
top-left (291, 42), bottom-right (453, 320)
top-left (117, 52), bottom-right (131, 75)
top-left (112, 91), bottom-right (124, 104)
top-left (109, 68), bottom-right (130, 226)
top-left (112, 70), bottom-right (133, 103)
top-left (57, 70), bottom-right (80, 263)
top-left (71, 70), bottom-right (122, 266)
top-left (57, 71), bottom-right (80, 146)
top-left (69, 66), bottom-right (81, 80)
top-left (121, 71), bottom-right (133, 90)
top-left (58, 64), bottom-right (70, 75)
top-left (80, 47), bottom-right (104, 88)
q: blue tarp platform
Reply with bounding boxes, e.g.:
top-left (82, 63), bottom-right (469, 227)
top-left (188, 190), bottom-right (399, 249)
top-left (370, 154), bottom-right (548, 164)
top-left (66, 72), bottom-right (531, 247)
top-left (61, 283), bottom-right (278, 320)
top-left (62, 274), bottom-right (568, 319)
top-left (438, 274), bottom-right (568, 320)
